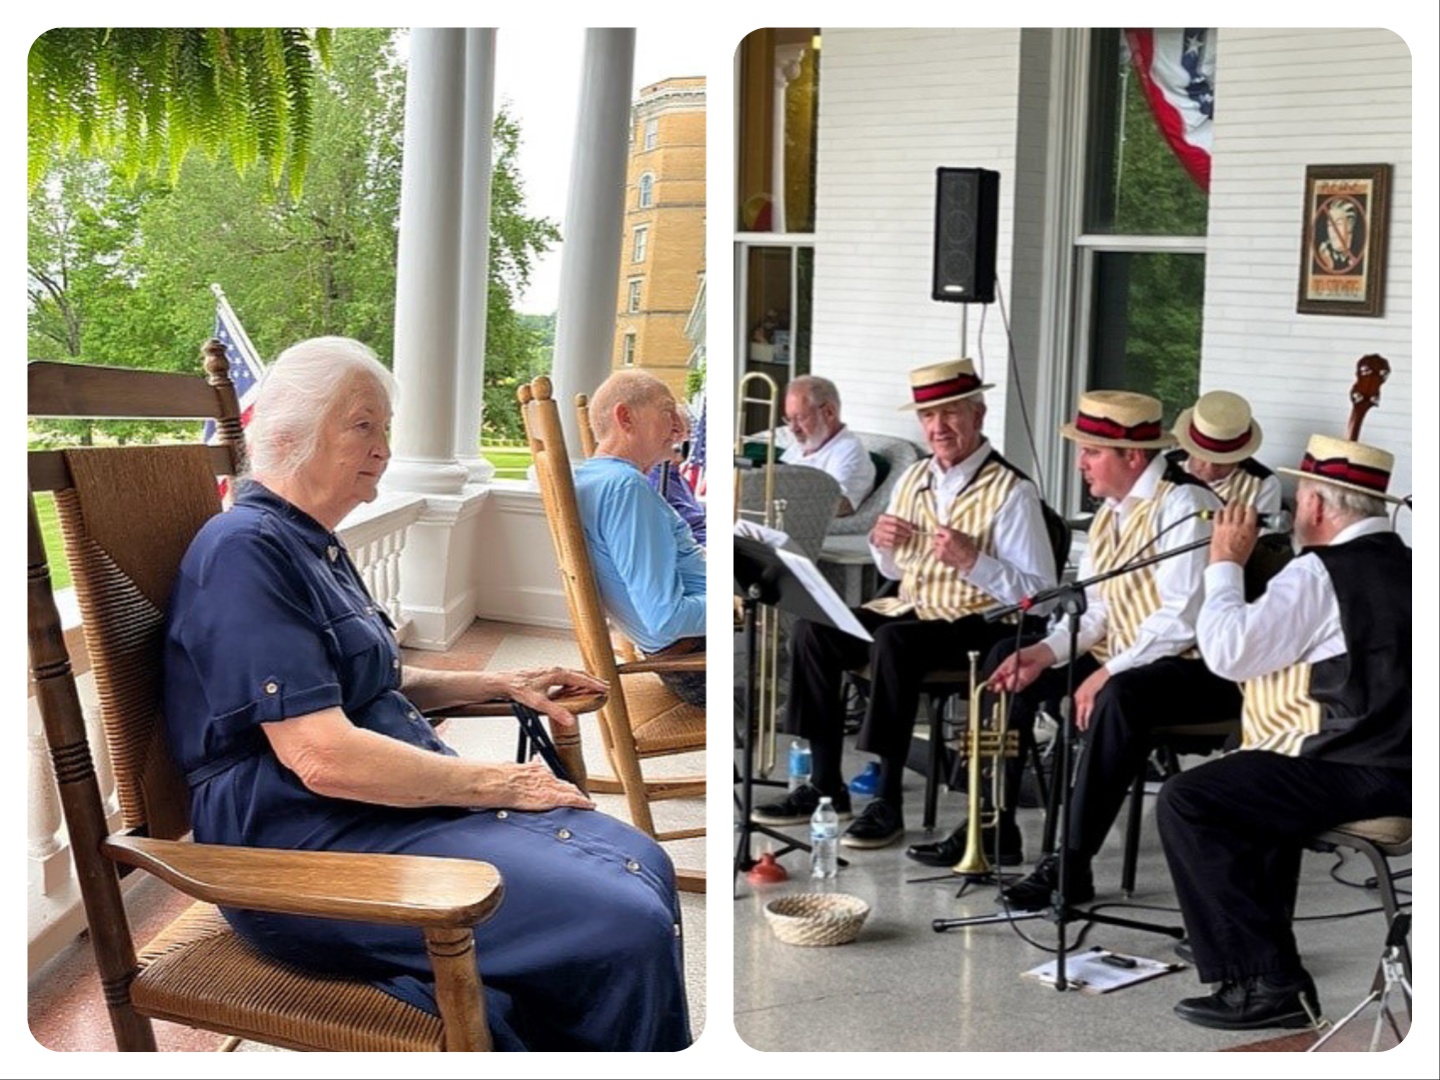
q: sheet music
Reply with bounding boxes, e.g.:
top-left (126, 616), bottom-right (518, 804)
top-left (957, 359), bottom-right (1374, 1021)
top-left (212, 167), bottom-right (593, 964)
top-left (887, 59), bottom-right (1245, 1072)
top-left (773, 547), bottom-right (874, 642)
top-left (733, 518), bottom-right (794, 551)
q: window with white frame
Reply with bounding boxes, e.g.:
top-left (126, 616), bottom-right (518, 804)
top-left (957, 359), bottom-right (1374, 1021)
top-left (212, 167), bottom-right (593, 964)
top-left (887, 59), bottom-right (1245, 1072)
top-left (627, 278), bottom-right (643, 313)
top-left (643, 118), bottom-right (658, 150)
top-left (632, 226), bottom-right (649, 263)
top-left (621, 332), bottom-right (637, 366)
top-left (638, 173), bottom-right (654, 208)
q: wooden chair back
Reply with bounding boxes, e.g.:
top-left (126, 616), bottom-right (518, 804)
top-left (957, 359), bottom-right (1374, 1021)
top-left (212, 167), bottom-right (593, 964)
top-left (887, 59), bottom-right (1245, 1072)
top-left (28, 346), bottom-right (498, 1050)
top-left (518, 377), bottom-right (705, 890)
top-left (575, 392), bottom-right (599, 458)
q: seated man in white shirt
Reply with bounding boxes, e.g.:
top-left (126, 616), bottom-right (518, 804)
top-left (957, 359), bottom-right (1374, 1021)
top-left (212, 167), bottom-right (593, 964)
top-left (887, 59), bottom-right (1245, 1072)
top-left (753, 359), bottom-right (1055, 850)
top-left (780, 375), bottom-right (876, 517)
top-left (974, 391), bottom-right (1242, 907)
top-left (1159, 435), bottom-right (1409, 1031)
top-left (1167, 390), bottom-right (1283, 519)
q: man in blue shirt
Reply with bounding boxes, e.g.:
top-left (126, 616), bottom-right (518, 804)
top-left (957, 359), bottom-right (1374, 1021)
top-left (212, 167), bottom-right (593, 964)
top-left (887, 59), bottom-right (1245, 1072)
top-left (575, 371), bottom-right (706, 705)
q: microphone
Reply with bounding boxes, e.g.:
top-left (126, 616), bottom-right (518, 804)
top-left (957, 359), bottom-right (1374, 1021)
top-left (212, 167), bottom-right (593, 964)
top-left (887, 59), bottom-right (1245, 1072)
top-left (1198, 508), bottom-right (1293, 532)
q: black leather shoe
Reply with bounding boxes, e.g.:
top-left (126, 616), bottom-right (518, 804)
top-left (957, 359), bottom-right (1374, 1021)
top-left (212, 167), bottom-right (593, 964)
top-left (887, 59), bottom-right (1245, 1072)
top-left (1174, 938), bottom-right (1195, 965)
top-left (999, 853), bottom-right (1094, 911)
top-left (751, 783), bottom-right (853, 826)
top-left (906, 820), bottom-right (1024, 867)
top-left (1174, 973), bottom-right (1321, 1031)
top-left (840, 798), bottom-right (905, 849)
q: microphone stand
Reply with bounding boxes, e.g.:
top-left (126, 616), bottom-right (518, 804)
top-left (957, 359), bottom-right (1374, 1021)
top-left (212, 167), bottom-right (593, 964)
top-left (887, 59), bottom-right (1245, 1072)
top-left (932, 537), bottom-right (1210, 988)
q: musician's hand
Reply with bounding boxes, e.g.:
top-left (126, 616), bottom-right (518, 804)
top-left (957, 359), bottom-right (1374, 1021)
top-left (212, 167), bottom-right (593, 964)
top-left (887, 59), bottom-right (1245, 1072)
top-left (987, 644), bottom-right (1055, 695)
top-left (871, 513), bottom-right (915, 550)
top-left (1209, 503), bottom-right (1259, 566)
top-left (1072, 666), bottom-right (1112, 732)
top-left (932, 526), bottom-right (980, 573)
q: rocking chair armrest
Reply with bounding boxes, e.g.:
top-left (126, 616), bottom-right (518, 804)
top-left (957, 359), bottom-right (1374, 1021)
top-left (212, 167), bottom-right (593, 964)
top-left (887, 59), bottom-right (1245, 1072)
top-left (424, 689), bottom-right (607, 720)
top-left (615, 654), bottom-right (707, 676)
top-left (103, 835), bottom-right (503, 929)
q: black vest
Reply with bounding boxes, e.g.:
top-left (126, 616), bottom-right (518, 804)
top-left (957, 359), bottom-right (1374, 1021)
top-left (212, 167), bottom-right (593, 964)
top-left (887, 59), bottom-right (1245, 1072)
top-left (1303, 531), bottom-right (1410, 769)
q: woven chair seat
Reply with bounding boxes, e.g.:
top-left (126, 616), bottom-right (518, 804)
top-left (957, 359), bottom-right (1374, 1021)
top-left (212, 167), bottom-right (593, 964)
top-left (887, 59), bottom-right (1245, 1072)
top-left (623, 674), bottom-right (706, 756)
top-left (133, 902), bottom-right (444, 1052)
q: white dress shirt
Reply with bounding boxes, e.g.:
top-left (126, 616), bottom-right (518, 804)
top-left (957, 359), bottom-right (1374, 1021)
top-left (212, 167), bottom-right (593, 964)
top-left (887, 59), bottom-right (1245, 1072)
top-left (781, 425), bottom-right (877, 512)
top-left (1042, 453), bottom-right (1220, 674)
top-left (1197, 517), bottom-right (1392, 680)
top-left (869, 439), bottom-right (1056, 606)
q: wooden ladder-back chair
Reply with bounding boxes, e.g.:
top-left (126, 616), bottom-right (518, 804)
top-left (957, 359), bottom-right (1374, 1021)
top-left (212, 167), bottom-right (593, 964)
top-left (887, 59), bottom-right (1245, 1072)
top-left (519, 377), bottom-right (706, 893)
top-left (27, 346), bottom-right (503, 1051)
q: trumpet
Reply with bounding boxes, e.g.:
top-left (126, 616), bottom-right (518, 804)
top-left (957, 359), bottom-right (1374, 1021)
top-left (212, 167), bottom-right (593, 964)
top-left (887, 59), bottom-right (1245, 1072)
top-left (952, 650), bottom-right (1019, 876)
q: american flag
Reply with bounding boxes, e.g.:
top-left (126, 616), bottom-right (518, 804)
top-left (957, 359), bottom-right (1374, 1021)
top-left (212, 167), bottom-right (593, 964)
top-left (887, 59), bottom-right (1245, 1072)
top-left (204, 288), bottom-right (266, 496)
top-left (680, 392), bottom-right (706, 498)
top-left (1123, 29), bottom-right (1215, 191)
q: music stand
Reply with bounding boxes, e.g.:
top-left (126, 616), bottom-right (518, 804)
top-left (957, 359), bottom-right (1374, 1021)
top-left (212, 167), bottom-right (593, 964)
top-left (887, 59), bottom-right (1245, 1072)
top-left (734, 534), bottom-right (868, 884)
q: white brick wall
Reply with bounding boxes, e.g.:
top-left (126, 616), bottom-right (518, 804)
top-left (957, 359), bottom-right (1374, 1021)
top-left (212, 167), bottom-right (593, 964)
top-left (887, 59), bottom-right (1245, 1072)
top-left (1202, 28), bottom-right (1412, 515)
top-left (811, 28), bottom-right (1026, 449)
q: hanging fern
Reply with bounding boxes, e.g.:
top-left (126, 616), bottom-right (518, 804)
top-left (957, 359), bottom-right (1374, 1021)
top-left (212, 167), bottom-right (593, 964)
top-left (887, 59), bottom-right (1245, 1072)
top-left (28, 28), bottom-right (330, 198)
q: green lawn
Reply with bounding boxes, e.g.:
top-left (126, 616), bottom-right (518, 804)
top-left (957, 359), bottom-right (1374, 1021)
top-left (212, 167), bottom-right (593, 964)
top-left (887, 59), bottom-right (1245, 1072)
top-left (32, 492), bottom-right (71, 591)
top-left (482, 445), bottom-right (531, 481)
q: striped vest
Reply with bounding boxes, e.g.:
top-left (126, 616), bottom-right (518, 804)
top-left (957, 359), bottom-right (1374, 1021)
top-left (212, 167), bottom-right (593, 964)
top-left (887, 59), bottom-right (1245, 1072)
top-left (1086, 476), bottom-right (1199, 663)
top-left (1240, 664), bottom-right (1322, 756)
top-left (1211, 468), bottom-right (1265, 510)
top-left (864, 453), bottom-right (1022, 622)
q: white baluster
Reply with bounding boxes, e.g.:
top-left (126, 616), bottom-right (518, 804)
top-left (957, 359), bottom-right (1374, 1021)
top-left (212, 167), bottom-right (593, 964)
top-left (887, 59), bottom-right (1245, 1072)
top-left (27, 729), bottom-right (62, 863)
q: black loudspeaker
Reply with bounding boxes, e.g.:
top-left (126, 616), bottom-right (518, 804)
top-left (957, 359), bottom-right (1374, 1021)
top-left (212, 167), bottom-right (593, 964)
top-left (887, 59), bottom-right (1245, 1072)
top-left (932, 167), bottom-right (999, 304)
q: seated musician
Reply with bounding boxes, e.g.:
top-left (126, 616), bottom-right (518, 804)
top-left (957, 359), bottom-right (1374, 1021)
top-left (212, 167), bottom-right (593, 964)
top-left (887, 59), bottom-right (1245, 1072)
top-left (753, 359), bottom-right (1055, 850)
top-left (577, 370), bottom-right (706, 705)
top-left (1167, 390), bottom-right (1283, 519)
top-left (779, 374), bottom-right (876, 517)
top-left (163, 337), bottom-right (690, 1050)
top-left (975, 391), bottom-right (1241, 904)
top-left (1159, 435), bottom-right (1410, 1030)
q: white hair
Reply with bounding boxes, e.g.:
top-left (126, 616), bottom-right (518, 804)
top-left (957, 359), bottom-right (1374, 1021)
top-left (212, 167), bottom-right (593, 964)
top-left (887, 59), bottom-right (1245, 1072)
top-left (245, 337), bottom-right (397, 480)
top-left (1301, 478), bottom-right (1387, 523)
top-left (787, 374), bottom-right (841, 411)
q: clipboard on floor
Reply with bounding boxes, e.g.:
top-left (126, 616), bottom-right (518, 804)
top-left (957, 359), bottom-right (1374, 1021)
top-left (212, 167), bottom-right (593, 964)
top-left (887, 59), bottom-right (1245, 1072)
top-left (1023, 946), bottom-right (1184, 994)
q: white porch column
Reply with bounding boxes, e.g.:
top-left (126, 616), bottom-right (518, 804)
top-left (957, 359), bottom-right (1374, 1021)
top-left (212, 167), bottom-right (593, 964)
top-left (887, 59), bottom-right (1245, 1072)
top-left (550, 28), bottom-right (635, 457)
top-left (455, 29), bottom-right (498, 483)
top-left (387, 27), bottom-right (469, 495)
top-left (383, 28), bottom-right (487, 650)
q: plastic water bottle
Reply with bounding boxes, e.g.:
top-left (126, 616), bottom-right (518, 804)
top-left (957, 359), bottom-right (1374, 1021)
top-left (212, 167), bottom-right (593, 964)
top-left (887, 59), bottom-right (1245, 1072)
top-left (810, 797), bottom-right (839, 883)
top-left (787, 739), bottom-right (812, 792)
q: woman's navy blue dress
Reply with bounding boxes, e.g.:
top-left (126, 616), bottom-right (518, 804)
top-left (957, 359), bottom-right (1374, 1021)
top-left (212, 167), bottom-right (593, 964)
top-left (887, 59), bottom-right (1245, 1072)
top-left (162, 484), bottom-right (691, 1051)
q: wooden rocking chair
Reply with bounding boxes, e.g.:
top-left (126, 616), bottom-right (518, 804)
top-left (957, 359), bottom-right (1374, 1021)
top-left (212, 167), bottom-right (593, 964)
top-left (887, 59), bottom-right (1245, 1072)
top-left (519, 376), bottom-right (706, 893)
top-left (26, 346), bottom-right (576, 1051)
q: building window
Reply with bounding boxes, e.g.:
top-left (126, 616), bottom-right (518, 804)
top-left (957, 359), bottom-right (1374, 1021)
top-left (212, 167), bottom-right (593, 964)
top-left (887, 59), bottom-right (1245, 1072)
top-left (643, 118), bottom-right (658, 150)
top-left (638, 173), bottom-right (654, 208)
top-left (627, 278), bottom-right (643, 313)
top-left (622, 333), bottom-right (637, 366)
top-left (632, 226), bottom-right (649, 263)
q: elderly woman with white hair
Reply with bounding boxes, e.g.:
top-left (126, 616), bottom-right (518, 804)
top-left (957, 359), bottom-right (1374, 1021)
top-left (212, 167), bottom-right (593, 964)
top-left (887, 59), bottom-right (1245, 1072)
top-left (162, 337), bottom-right (691, 1051)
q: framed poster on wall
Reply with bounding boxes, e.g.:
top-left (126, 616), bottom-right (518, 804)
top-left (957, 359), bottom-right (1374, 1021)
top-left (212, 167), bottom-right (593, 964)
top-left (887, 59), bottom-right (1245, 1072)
top-left (1296, 163), bottom-right (1391, 317)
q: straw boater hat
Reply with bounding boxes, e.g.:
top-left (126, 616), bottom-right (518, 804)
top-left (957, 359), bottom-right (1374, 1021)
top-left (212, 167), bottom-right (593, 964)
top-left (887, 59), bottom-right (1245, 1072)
top-left (899, 358), bottom-right (993, 411)
top-left (1059, 390), bottom-right (1176, 450)
top-left (1278, 434), bottom-right (1403, 504)
top-left (1172, 390), bottom-right (1264, 465)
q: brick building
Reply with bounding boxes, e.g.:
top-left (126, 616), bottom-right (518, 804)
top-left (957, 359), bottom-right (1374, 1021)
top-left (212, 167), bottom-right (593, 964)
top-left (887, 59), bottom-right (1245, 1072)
top-left (612, 76), bottom-right (706, 398)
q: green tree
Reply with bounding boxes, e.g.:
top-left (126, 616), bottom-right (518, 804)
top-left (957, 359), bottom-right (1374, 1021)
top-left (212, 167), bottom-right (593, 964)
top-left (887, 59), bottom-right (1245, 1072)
top-left (28, 28), bottom-right (331, 197)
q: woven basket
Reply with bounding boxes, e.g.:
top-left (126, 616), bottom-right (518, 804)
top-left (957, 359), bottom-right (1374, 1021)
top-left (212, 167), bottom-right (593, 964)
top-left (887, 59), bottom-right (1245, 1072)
top-left (764, 893), bottom-right (870, 946)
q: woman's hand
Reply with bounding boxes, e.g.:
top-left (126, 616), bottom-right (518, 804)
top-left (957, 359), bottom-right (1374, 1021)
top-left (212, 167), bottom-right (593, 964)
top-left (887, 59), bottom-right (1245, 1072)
top-left (481, 759), bottom-right (595, 812)
top-left (490, 666), bottom-right (608, 730)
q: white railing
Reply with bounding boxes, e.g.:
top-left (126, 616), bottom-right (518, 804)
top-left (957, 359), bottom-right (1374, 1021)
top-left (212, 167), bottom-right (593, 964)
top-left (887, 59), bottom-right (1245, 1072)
top-left (27, 493), bottom-right (425, 975)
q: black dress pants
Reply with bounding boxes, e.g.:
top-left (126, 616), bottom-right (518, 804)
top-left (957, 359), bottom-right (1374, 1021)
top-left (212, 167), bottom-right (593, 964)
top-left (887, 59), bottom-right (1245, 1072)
top-left (786, 609), bottom-right (1012, 797)
top-left (979, 638), bottom-right (1243, 861)
top-left (1157, 752), bottom-right (1410, 984)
